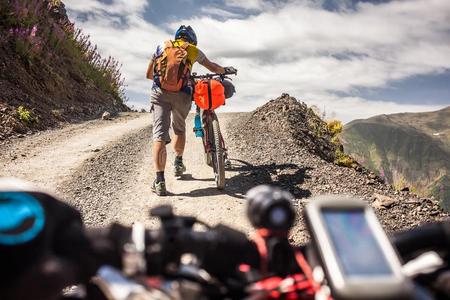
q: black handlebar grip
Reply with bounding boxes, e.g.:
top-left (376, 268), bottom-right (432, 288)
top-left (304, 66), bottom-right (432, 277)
top-left (224, 67), bottom-right (237, 75)
top-left (197, 224), bottom-right (259, 278)
top-left (392, 220), bottom-right (450, 258)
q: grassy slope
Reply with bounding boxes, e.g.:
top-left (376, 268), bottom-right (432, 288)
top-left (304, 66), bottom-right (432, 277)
top-left (341, 107), bottom-right (450, 210)
top-left (0, 0), bottom-right (128, 137)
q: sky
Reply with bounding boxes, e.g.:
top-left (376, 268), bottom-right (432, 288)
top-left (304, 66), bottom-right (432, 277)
top-left (64, 0), bottom-right (450, 123)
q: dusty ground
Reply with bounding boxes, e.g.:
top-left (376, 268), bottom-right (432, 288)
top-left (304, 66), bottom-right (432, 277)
top-left (0, 112), bottom-right (254, 234)
top-left (0, 113), bottom-right (146, 191)
top-left (1, 110), bottom-right (447, 245)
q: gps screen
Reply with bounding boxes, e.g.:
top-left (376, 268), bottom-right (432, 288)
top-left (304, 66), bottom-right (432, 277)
top-left (322, 209), bottom-right (393, 277)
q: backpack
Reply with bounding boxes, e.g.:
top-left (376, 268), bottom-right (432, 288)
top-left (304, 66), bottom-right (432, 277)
top-left (152, 40), bottom-right (191, 92)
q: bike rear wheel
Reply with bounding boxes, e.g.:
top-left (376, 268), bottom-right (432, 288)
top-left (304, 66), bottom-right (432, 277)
top-left (202, 135), bottom-right (212, 167)
top-left (211, 118), bottom-right (225, 190)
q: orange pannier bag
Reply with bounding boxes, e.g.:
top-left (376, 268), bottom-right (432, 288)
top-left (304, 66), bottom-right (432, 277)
top-left (194, 79), bottom-right (225, 110)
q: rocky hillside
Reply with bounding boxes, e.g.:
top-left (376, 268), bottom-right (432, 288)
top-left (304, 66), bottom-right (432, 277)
top-left (341, 107), bottom-right (450, 210)
top-left (0, 0), bottom-right (128, 140)
top-left (227, 94), bottom-right (448, 236)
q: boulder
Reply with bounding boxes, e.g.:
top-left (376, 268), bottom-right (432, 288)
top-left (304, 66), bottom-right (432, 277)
top-left (102, 111), bottom-right (111, 120)
top-left (373, 193), bottom-right (398, 209)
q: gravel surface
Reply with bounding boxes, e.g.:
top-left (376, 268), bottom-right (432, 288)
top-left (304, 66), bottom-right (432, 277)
top-left (0, 112), bottom-right (253, 233)
top-left (59, 126), bottom-right (152, 226)
top-left (0, 112), bottom-right (149, 191)
top-left (1, 102), bottom-right (447, 245)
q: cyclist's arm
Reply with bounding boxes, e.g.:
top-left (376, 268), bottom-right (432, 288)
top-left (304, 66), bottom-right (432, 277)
top-left (200, 57), bottom-right (225, 74)
top-left (146, 58), bottom-right (155, 80)
top-left (147, 44), bottom-right (164, 80)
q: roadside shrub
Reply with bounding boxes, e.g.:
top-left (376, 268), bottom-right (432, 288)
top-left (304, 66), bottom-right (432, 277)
top-left (9, 25), bottom-right (42, 62)
top-left (17, 105), bottom-right (36, 123)
top-left (327, 120), bottom-right (343, 135)
top-left (335, 148), bottom-right (357, 168)
top-left (51, 109), bottom-right (62, 117)
top-left (325, 119), bottom-right (358, 168)
top-left (328, 120), bottom-right (343, 144)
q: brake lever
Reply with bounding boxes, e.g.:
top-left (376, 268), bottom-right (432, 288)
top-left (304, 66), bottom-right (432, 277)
top-left (402, 251), bottom-right (445, 277)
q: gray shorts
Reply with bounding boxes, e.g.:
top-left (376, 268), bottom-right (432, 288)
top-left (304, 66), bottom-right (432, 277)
top-left (150, 87), bottom-right (192, 143)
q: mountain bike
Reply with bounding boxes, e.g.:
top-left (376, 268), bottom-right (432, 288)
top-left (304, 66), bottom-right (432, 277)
top-left (191, 69), bottom-right (237, 190)
top-left (2, 180), bottom-right (448, 300)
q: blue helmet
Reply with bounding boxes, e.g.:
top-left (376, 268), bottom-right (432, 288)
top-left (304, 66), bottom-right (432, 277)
top-left (175, 25), bottom-right (197, 45)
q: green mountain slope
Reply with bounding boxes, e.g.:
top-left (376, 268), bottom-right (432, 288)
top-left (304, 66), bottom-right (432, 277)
top-left (341, 106), bottom-right (450, 210)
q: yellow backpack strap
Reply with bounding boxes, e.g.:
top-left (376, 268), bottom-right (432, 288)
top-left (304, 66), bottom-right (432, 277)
top-left (180, 42), bottom-right (190, 50)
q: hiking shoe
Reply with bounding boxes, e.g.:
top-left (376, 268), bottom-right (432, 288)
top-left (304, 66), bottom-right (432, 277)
top-left (174, 160), bottom-right (186, 177)
top-left (151, 180), bottom-right (167, 196)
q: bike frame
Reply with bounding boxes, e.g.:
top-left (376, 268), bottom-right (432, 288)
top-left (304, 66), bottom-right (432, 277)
top-left (191, 70), bottom-right (236, 188)
top-left (197, 106), bottom-right (227, 166)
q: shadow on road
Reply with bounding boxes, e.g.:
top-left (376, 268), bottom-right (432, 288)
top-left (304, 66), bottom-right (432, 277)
top-left (176, 159), bottom-right (312, 199)
top-left (178, 174), bottom-right (214, 182)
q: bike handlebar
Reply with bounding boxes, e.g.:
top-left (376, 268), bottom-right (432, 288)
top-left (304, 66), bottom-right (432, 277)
top-left (88, 209), bottom-right (449, 280)
top-left (2, 182), bottom-right (449, 300)
top-left (141, 222), bottom-right (259, 278)
top-left (191, 67), bottom-right (237, 80)
top-left (392, 220), bottom-right (450, 259)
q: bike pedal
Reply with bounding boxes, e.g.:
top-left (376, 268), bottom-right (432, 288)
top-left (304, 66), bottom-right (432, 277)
top-left (225, 160), bottom-right (232, 168)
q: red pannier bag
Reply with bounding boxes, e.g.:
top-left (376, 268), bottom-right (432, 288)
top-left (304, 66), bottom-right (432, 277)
top-left (194, 79), bottom-right (225, 110)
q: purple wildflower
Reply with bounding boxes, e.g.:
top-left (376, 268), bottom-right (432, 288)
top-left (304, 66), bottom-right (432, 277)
top-left (14, 0), bottom-right (20, 16)
top-left (31, 25), bottom-right (38, 38)
top-left (33, 0), bottom-right (43, 18)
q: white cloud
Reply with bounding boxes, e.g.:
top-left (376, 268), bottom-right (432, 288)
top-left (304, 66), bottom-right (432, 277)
top-left (66, 0), bottom-right (147, 15)
top-left (65, 0), bottom-right (450, 121)
top-left (223, 0), bottom-right (266, 10)
top-left (201, 6), bottom-right (243, 19)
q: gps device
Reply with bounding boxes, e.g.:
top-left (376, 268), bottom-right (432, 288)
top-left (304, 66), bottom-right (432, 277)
top-left (304, 196), bottom-right (411, 300)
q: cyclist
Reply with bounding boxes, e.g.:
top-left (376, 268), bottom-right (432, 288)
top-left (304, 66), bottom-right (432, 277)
top-left (146, 25), bottom-right (227, 196)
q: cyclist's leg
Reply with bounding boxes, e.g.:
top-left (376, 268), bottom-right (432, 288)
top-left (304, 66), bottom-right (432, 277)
top-left (171, 93), bottom-right (192, 156)
top-left (171, 93), bottom-right (191, 176)
top-left (151, 89), bottom-right (172, 183)
top-left (173, 135), bottom-right (186, 157)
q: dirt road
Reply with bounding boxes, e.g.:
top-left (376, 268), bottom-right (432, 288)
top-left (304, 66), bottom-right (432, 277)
top-left (0, 112), bottom-right (253, 232)
top-left (1, 109), bottom-right (447, 243)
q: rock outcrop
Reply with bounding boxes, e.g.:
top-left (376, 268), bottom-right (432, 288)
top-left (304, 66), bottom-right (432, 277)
top-left (227, 94), bottom-right (448, 235)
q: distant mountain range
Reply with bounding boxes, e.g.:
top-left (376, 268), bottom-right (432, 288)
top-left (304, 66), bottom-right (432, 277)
top-left (341, 106), bottom-right (450, 210)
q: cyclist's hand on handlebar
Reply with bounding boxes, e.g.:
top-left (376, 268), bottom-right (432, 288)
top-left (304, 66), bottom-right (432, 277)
top-left (224, 66), bottom-right (237, 75)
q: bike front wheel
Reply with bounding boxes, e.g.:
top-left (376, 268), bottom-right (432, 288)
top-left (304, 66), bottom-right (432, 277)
top-left (211, 118), bottom-right (225, 190)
